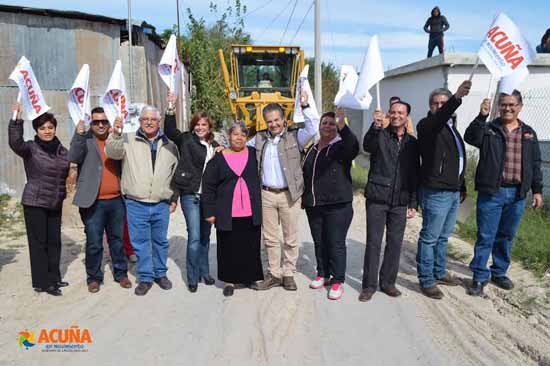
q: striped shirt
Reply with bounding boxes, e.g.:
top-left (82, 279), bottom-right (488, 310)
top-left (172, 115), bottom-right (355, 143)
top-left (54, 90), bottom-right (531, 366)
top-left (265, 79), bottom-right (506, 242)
top-left (502, 124), bottom-right (522, 184)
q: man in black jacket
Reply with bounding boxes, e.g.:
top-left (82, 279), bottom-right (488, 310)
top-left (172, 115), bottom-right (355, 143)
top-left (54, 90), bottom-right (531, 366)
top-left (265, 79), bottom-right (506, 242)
top-left (359, 101), bottom-right (420, 302)
top-left (416, 80), bottom-right (471, 299)
top-left (424, 6), bottom-right (450, 58)
top-left (464, 92), bottom-right (543, 296)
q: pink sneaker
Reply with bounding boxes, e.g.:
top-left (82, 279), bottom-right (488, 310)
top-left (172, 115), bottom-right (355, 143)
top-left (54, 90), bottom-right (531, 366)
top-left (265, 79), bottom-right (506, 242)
top-left (310, 276), bottom-right (329, 289)
top-left (328, 282), bottom-right (344, 300)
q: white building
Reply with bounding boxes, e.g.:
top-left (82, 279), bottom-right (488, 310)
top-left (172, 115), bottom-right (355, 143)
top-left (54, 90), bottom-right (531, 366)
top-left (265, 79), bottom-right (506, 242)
top-left (346, 53), bottom-right (550, 197)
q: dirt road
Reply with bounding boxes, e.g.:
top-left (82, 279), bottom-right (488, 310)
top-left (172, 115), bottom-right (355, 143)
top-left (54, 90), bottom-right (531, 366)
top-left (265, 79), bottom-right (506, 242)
top-left (1, 195), bottom-right (549, 366)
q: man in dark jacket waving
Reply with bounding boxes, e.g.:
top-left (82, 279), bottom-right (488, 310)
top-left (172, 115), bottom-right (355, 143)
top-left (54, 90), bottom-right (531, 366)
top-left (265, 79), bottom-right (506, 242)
top-left (416, 80), bottom-right (471, 299)
top-left (464, 91), bottom-right (543, 296)
top-left (359, 101), bottom-right (420, 302)
top-left (424, 6), bottom-right (450, 58)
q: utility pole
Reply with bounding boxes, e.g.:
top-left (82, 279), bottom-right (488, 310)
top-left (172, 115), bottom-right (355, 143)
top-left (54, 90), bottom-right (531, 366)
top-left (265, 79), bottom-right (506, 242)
top-left (314, 0), bottom-right (322, 111)
top-left (128, 0), bottom-right (134, 102)
top-left (176, 0), bottom-right (181, 41)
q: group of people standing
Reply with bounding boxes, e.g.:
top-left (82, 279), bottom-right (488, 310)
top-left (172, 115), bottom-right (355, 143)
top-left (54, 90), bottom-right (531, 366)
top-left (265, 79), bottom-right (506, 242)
top-left (360, 80), bottom-right (543, 301)
top-left (9, 77), bottom-right (543, 301)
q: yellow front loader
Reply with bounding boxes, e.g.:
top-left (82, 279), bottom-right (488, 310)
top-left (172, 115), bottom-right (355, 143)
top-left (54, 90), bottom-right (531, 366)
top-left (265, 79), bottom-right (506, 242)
top-left (219, 45), bottom-right (305, 133)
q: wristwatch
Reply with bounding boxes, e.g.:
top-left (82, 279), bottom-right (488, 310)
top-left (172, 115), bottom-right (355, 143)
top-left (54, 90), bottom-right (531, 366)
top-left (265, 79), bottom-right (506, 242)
top-left (301, 103), bottom-right (310, 109)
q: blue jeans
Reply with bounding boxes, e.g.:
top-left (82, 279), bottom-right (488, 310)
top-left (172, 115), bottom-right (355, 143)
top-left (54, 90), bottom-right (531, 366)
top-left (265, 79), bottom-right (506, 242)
top-left (80, 197), bottom-right (127, 284)
top-left (416, 187), bottom-right (460, 288)
top-left (126, 199), bottom-right (170, 283)
top-left (470, 187), bottom-right (525, 282)
top-left (181, 194), bottom-right (212, 285)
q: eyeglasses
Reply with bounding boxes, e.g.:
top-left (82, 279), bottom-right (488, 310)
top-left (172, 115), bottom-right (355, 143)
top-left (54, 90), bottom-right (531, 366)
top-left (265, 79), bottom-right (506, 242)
top-left (91, 119), bottom-right (110, 126)
top-left (140, 118), bottom-right (160, 123)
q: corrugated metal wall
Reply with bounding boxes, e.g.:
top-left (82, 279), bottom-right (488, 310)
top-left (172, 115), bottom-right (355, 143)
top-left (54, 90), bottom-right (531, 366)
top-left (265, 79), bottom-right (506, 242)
top-left (0, 11), bottom-right (189, 196)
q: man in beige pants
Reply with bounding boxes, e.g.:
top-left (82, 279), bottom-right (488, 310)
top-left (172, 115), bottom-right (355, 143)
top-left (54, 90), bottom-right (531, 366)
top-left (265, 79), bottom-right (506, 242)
top-left (250, 92), bottom-right (319, 290)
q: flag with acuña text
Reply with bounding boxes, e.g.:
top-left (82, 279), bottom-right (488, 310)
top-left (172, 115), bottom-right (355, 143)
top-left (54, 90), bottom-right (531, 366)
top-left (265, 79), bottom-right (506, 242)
top-left (9, 56), bottom-right (50, 120)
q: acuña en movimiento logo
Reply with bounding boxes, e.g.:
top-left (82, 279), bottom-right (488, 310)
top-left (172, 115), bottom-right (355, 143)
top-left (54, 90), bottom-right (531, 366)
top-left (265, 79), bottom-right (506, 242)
top-left (18, 326), bottom-right (92, 352)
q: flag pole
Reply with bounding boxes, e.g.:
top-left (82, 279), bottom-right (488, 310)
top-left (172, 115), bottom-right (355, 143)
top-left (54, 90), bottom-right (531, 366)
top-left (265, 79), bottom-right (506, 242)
top-left (116, 94), bottom-right (123, 134)
top-left (486, 74), bottom-right (494, 98)
top-left (169, 65), bottom-right (174, 109)
top-left (469, 56), bottom-right (480, 81)
top-left (376, 82), bottom-right (381, 110)
top-left (12, 92), bottom-right (21, 120)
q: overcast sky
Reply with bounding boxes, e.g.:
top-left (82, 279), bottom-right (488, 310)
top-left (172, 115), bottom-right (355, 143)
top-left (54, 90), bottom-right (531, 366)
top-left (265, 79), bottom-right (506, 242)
top-left (1, 0), bottom-right (548, 70)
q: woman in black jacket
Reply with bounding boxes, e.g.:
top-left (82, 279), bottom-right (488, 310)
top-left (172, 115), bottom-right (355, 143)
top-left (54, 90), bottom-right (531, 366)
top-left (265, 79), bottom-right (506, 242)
top-left (8, 103), bottom-right (70, 296)
top-left (164, 97), bottom-right (220, 293)
top-left (302, 109), bottom-right (359, 301)
top-left (201, 122), bottom-right (264, 297)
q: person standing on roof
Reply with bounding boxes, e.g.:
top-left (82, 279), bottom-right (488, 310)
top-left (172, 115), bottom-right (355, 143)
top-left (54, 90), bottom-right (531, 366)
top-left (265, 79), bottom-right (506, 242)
top-left (424, 6), bottom-right (450, 58)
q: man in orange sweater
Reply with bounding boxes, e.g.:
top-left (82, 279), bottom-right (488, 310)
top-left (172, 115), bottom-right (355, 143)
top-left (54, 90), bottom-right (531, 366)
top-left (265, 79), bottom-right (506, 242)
top-left (69, 107), bottom-right (131, 293)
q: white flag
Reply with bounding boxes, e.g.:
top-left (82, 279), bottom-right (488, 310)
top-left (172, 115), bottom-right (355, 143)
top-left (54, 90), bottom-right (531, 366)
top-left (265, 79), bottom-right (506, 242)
top-left (68, 64), bottom-right (91, 126)
top-left (292, 65), bottom-right (320, 122)
top-left (478, 13), bottom-right (536, 80)
top-left (158, 34), bottom-right (182, 96)
top-left (101, 60), bottom-right (129, 126)
top-left (334, 65), bottom-right (359, 106)
top-left (8, 56), bottom-right (50, 120)
top-left (355, 35), bottom-right (384, 107)
top-left (334, 35), bottom-right (384, 110)
top-left (498, 66), bottom-right (529, 95)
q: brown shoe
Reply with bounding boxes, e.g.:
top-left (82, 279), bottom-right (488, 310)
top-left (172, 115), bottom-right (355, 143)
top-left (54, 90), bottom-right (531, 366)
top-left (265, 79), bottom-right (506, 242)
top-left (134, 282), bottom-right (153, 296)
top-left (381, 286), bottom-right (402, 297)
top-left (436, 272), bottom-right (462, 286)
top-left (87, 281), bottom-right (100, 293)
top-left (154, 276), bottom-right (172, 290)
top-left (118, 277), bottom-right (132, 289)
top-left (282, 276), bottom-right (297, 291)
top-left (251, 274), bottom-right (282, 291)
top-left (421, 285), bottom-right (444, 300)
top-left (358, 289), bottom-right (375, 302)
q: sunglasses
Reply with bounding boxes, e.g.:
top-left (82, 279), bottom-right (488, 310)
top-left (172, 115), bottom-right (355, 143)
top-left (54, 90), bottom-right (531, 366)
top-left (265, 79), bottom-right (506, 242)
top-left (91, 119), bottom-right (110, 126)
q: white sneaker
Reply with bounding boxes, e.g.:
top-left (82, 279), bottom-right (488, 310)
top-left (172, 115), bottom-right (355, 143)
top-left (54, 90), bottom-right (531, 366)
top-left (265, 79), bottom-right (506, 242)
top-left (328, 282), bottom-right (344, 300)
top-left (310, 276), bottom-right (329, 289)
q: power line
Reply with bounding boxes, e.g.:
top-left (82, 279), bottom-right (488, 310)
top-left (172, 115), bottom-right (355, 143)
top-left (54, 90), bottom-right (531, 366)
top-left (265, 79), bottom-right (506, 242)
top-left (259, 0), bottom-right (294, 40)
top-left (244, 0), bottom-right (275, 18)
top-left (289, 1), bottom-right (314, 44)
top-left (279, 0), bottom-right (299, 44)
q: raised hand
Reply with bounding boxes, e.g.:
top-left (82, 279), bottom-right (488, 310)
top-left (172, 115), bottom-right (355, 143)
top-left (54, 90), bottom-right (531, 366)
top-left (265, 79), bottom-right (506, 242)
top-left (113, 116), bottom-right (123, 136)
top-left (479, 98), bottom-right (491, 117)
top-left (167, 92), bottom-right (177, 109)
top-left (300, 89), bottom-right (309, 107)
top-left (373, 108), bottom-right (384, 128)
top-left (335, 107), bottom-right (346, 130)
top-left (76, 120), bottom-right (86, 135)
top-left (11, 102), bottom-right (22, 120)
top-left (455, 80), bottom-right (472, 99)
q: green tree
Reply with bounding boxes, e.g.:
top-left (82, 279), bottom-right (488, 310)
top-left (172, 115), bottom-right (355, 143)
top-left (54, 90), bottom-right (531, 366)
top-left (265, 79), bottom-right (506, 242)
top-left (305, 58), bottom-right (339, 113)
top-left (161, 1), bottom-right (250, 124)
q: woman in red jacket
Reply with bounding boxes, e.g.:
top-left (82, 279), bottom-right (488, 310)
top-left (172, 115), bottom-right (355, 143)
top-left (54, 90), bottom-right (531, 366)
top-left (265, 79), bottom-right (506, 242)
top-left (8, 103), bottom-right (70, 296)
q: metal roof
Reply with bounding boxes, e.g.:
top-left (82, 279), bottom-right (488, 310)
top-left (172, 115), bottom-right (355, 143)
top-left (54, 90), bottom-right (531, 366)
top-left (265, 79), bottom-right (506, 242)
top-left (0, 4), bottom-right (125, 25)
